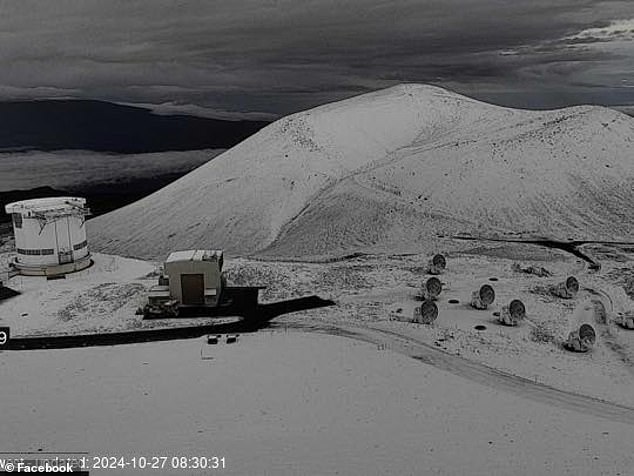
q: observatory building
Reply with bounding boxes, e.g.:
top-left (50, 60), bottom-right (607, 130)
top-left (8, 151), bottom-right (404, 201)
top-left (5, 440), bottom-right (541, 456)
top-left (4, 197), bottom-right (92, 276)
top-left (161, 250), bottom-right (224, 306)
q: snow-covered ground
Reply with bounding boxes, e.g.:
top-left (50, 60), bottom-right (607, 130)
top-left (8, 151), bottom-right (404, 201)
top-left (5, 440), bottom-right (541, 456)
top-left (1, 241), bottom-right (633, 408)
top-left (0, 253), bottom-right (233, 336)
top-left (88, 84), bottom-right (634, 259)
top-left (3, 83), bottom-right (634, 475)
top-left (3, 332), bottom-right (634, 476)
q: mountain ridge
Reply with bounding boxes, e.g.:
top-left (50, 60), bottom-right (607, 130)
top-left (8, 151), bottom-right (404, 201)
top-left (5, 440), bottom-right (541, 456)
top-left (88, 84), bottom-right (634, 259)
top-left (0, 99), bottom-right (269, 153)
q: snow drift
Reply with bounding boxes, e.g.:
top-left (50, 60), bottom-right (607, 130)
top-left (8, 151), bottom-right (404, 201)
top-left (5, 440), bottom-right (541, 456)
top-left (88, 84), bottom-right (634, 259)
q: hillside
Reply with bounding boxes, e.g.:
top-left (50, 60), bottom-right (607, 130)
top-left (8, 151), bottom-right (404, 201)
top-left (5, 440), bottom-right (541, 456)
top-left (88, 84), bottom-right (634, 259)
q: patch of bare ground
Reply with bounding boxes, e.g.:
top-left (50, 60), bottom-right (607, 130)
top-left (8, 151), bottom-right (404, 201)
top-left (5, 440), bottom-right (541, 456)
top-left (584, 244), bottom-right (633, 263)
top-left (56, 282), bottom-right (146, 322)
top-left (316, 266), bottom-right (373, 292)
top-left (458, 242), bottom-right (571, 262)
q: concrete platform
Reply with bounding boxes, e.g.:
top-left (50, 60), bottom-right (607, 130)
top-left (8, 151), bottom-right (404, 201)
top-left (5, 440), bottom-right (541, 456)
top-left (11, 254), bottom-right (93, 276)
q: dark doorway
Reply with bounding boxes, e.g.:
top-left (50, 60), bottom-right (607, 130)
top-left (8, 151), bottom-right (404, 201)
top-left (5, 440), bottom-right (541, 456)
top-left (58, 250), bottom-right (73, 264)
top-left (181, 273), bottom-right (204, 305)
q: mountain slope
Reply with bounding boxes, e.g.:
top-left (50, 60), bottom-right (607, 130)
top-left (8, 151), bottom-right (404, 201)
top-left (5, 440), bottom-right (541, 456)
top-left (88, 84), bottom-right (634, 259)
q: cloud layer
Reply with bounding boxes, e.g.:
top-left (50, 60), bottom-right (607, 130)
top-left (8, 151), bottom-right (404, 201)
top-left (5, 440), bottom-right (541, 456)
top-left (0, 0), bottom-right (632, 115)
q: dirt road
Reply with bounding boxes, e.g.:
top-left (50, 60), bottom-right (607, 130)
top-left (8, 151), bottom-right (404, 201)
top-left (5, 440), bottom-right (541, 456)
top-left (291, 322), bottom-right (634, 425)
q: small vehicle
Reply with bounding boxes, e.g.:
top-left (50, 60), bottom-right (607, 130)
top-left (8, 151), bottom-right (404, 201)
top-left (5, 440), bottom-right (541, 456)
top-left (207, 334), bottom-right (221, 344)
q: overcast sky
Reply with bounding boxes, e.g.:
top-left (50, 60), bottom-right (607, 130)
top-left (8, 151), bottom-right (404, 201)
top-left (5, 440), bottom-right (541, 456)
top-left (0, 0), bottom-right (632, 118)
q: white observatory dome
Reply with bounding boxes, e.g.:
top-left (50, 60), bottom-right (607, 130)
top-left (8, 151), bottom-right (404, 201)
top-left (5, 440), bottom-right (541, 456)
top-left (4, 197), bottom-right (92, 276)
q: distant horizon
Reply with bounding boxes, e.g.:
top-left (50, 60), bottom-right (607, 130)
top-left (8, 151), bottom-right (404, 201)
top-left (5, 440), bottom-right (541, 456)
top-left (1, 84), bottom-right (633, 122)
top-left (1, 1), bottom-right (632, 118)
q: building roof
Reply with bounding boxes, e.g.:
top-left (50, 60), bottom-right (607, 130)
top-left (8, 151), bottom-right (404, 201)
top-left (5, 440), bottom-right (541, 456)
top-left (5, 197), bottom-right (88, 215)
top-left (165, 249), bottom-right (223, 263)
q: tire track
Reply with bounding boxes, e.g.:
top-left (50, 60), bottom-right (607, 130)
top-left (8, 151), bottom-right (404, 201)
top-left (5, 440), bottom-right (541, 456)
top-left (583, 285), bottom-right (634, 373)
top-left (285, 322), bottom-right (634, 425)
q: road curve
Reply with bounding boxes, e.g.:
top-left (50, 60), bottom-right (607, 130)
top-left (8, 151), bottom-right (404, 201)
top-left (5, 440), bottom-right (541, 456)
top-left (283, 322), bottom-right (634, 425)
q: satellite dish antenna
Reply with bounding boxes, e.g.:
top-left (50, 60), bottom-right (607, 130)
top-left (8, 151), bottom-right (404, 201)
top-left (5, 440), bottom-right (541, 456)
top-left (551, 276), bottom-right (579, 299)
top-left (479, 284), bottom-right (495, 306)
top-left (422, 277), bottom-right (442, 300)
top-left (566, 276), bottom-right (579, 295)
top-left (579, 324), bottom-right (596, 345)
top-left (498, 299), bottom-right (526, 326)
top-left (509, 299), bottom-right (526, 320)
top-left (564, 324), bottom-right (596, 352)
top-left (470, 284), bottom-right (495, 309)
top-left (432, 254), bottom-right (446, 269)
top-left (415, 300), bottom-right (439, 324)
top-left (427, 277), bottom-right (442, 297)
top-left (428, 254), bottom-right (446, 275)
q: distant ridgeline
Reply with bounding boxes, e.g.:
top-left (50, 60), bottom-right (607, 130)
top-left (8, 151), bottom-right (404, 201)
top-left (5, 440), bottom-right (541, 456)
top-left (0, 174), bottom-right (187, 226)
top-left (0, 100), bottom-right (269, 153)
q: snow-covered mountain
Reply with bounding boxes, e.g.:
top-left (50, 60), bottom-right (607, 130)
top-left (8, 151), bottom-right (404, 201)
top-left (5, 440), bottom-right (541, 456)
top-left (88, 84), bottom-right (634, 259)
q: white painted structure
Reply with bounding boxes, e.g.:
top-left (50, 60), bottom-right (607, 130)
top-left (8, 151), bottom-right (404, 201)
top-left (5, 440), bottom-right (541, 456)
top-left (149, 250), bottom-right (224, 307)
top-left (4, 197), bottom-right (91, 276)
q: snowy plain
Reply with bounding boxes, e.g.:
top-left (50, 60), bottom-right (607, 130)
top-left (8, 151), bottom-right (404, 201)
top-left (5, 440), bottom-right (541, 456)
top-left (3, 331), bottom-right (634, 476)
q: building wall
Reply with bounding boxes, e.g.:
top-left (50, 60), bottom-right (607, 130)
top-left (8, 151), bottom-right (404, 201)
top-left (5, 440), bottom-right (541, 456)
top-left (13, 214), bottom-right (88, 266)
top-left (165, 260), bottom-right (222, 303)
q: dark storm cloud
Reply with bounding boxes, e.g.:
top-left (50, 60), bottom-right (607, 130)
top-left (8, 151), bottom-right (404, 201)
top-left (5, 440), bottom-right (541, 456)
top-left (0, 0), bottom-right (632, 115)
